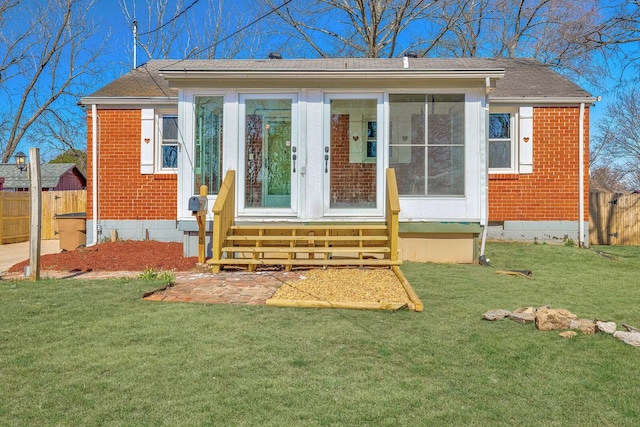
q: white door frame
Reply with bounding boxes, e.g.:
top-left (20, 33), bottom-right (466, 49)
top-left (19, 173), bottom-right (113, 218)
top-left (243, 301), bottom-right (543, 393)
top-left (322, 93), bottom-right (385, 218)
top-left (237, 93), bottom-right (300, 217)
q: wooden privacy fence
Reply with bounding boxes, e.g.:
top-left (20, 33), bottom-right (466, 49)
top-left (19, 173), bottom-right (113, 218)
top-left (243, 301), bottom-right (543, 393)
top-left (0, 192), bottom-right (30, 244)
top-left (0, 190), bottom-right (86, 244)
top-left (589, 192), bottom-right (640, 245)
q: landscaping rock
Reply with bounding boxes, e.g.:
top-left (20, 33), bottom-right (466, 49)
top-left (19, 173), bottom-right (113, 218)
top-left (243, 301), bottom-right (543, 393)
top-left (569, 319), bottom-right (597, 335)
top-left (613, 331), bottom-right (640, 347)
top-left (622, 324), bottom-right (640, 333)
top-left (513, 306), bottom-right (536, 314)
top-left (559, 331), bottom-right (577, 339)
top-left (535, 308), bottom-right (577, 331)
top-left (483, 309), bottom-right (512, 321)
top-left (509, 311), bottom-right (536, 323)
top-left (596, 321), bottom-right (617, 334)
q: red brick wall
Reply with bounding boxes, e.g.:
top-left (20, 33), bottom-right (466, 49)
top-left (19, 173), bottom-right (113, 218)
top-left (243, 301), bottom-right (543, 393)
top-left (489, 106), bottom-right (590, 221)
top-left (86, 109), bottom-right (177, 221)
top-left (329, 114), bottom-right (376, 205)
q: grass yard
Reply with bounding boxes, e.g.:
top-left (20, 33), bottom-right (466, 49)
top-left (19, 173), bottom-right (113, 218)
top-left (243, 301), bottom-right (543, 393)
top-left (1, 242), bottom-right (639, 426)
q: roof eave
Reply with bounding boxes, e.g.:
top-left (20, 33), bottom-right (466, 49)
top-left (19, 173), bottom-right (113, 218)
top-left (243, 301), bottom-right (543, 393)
top-left (490, 96), bottom-right (597, 105)
top-left (158, 69), bottom-right (506, 81)
top-left (78, 96), bottom-right (178, 106)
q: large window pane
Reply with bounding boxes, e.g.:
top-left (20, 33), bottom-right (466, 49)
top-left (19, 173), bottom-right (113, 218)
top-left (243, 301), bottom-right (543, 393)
top-left (195, 96), bottom-right (223, 194)
top-left (329, 99), bottom-right (377, 208)
top-left (161, 116), bottom-right (178, 169)
top-left (389, 93), bottom-right (465, 196)
top-left (245, 98), bottom-right (292, 208)
top-left (389, 94), bottom-right (425, 195)
top-left (162, 145), bottom-right (177, 169)
top-left (489, 140), bottom-right (511, 168)
top-left (489, 113), bottom-right (512, 169)
top-left (489, 113), bottom-right (510, 138)
top-left (427, 94), bottom-right (465, 195)
top-left (428, 146), bottom-right (464, 195)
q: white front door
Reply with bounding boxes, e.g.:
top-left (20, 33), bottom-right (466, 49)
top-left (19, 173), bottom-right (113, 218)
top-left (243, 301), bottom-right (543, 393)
top-left (323, 94), bottom-right (385, 217)
top-left (238, 95), bottom-right (299, 216)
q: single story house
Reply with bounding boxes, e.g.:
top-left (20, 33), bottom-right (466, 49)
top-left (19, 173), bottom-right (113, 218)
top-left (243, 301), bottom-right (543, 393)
top-left (79, 57), bottom-right (593, 263)
top-left (0, 163), bottom-right (86, 191)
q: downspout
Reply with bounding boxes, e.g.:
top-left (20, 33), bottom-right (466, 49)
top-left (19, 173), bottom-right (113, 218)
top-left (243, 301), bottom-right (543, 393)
top-left (578, 102), bottom-right (586, 247)
top-left (91, 104), bottom-right (99, 246)
top-left (479, 78), bottom-right (491, 263)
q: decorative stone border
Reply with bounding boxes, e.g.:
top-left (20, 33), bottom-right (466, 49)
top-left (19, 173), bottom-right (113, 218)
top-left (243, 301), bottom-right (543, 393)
top-left (483, 306), bottom-right (640, 347)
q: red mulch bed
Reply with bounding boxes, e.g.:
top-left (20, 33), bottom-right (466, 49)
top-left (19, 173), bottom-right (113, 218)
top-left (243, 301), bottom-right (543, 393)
top-left (8, 241), bottom-right (199, 273)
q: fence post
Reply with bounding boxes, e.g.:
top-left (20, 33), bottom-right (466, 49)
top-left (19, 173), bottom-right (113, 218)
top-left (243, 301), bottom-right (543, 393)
top-left (0, 194), bottom-right (3, 244)
top-left (29, 148), bottom-right (42, 281)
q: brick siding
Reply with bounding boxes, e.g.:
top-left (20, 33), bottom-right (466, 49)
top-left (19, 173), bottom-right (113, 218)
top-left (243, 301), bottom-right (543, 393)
top-left (87, 106), bottom-right (588, 223)
top-left (329, 114), bottom-right (376, 205)
top-left (488, 106), bottom-right (590, 221)
top-left (86, 109), bottom-right (177, 220)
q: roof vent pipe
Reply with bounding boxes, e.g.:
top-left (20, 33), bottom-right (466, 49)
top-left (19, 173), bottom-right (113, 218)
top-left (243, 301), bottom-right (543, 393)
top-left (268, 52), bottom-right (282, 59)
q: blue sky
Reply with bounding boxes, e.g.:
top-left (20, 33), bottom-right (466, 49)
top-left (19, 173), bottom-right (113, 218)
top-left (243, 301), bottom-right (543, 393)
top-left (8, 0), bottom-right (631, 158)
top-left (86, 0), bottom-right (622, 122)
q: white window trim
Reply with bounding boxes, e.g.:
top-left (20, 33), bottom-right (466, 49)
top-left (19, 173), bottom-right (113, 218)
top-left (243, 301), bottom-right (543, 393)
top-left (322, 92), bottom-right (385, 217)
top-left (488, 107), bottom-right (518, 174)
top-left (386, 91), bottom-right (467, 197)
top-left (155, 110), bottom-right (179, 174)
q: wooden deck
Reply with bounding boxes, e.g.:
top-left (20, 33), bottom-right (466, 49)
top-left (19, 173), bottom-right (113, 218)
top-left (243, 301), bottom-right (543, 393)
top-left (207, 169), bottom-right (401, 272)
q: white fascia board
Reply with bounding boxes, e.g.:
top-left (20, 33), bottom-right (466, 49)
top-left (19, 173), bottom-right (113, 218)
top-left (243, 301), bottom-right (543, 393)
top-left (490, 96), bottom-right (597, 105)
top-left (78, 96), bottom-right (178, 107)
top-left (159, 70), bottom-right (505, 81)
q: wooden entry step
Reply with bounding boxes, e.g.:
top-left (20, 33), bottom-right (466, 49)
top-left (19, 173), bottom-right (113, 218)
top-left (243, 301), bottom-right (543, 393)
top-left (208, 169), bottom-right (402, 273)
top-left (208, 222), bottom-right (398, 272)
top-left (207, 258), bottom-right (402, 267)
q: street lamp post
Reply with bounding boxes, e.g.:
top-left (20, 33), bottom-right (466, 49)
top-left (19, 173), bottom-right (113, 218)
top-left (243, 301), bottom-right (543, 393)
top-left (14, 151), bottom-right (27, 173)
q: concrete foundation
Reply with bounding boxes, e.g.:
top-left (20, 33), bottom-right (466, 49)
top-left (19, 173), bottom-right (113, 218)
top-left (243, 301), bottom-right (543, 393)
top-left (486, 221), bottom-right (589, 245)
top-left (86, 220), bottom-right (183, 245)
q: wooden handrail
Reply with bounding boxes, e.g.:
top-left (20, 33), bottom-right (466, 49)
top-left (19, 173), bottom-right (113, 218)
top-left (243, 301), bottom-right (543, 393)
top-left (386, 168), bottom-right (400, 262)
top-left (211, 170), bottom-right (236, 273)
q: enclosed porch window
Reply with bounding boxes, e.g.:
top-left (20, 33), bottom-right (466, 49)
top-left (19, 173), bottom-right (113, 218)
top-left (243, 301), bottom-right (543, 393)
top-left (194, 96), bottom-right (223, 195)
top-left (389, 94), bottom-right (465, 196)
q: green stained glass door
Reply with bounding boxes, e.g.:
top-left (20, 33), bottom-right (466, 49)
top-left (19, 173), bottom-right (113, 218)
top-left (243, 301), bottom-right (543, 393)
top-left (243, 98), bottom-right (295, 211)
top-left (263, 117), bottom-right (292, 207)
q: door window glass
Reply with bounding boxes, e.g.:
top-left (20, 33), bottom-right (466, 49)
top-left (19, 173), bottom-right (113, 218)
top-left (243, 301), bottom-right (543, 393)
top-left (245, 98), bottom-right (292, 208)
top-left (328, 98), bottom-right (378, 209)
top-left (194, 96), bottom-right (223, 194)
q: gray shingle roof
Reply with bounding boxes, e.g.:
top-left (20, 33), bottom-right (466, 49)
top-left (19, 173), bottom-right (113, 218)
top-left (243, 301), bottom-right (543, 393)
top-left (81, 57), bottom-right (591, 102)
top-left (85, 60), bottom-right (178, 99)
top-left (0, 163), bottom-right (82, 189)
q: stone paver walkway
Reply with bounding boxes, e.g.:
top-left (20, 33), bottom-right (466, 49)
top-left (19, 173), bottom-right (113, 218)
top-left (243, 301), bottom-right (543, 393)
top-left (144, 270), bottom-right (305, 305)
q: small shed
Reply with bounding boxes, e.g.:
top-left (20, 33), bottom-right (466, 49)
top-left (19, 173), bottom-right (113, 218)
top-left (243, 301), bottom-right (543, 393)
top-left (0, 163), bottom-right (86, 191)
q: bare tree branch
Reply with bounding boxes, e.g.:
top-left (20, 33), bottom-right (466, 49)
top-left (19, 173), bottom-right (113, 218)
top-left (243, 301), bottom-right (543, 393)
top-left (0, 0), bottom-right (106, 163)
top-left (590, 87), bottom-right (640, 190)
top-left (264, 0), bottom-right (453, 58)
top-left (118, 0), bottom-right (261, 62)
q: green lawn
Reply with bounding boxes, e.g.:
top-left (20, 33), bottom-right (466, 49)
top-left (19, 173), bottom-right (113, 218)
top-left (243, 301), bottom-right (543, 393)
top-left (1, 242), bottom-right (639, 426)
